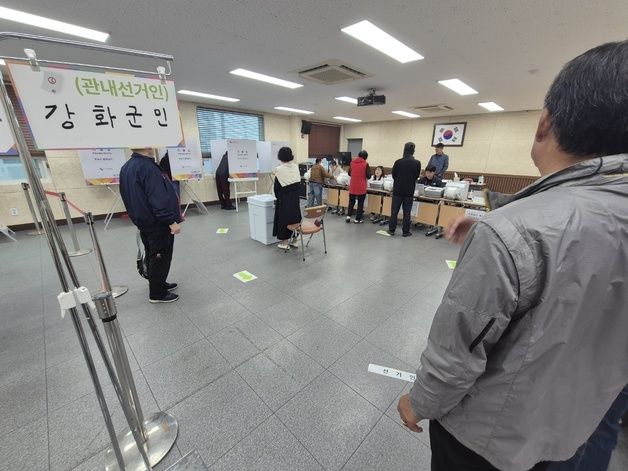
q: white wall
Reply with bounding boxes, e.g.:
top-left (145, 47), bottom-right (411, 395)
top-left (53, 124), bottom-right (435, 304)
top-left (341, 110), bottom-right (542, 176)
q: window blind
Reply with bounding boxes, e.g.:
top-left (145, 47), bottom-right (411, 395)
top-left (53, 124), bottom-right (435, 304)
top-left (196, 107), bottom-right (264, 157)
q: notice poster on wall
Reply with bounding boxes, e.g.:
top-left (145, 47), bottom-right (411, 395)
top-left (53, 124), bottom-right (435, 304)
top-left (78, 148), bottom-right (127, 185)
top-left (168, 139), bottom-right (203, 181)
top-left (227, 139), bottom-right (257, 178)
top-left (0, 99), bottom-right (17, 155)
top-left (7, 61), bottom-right (184, 150)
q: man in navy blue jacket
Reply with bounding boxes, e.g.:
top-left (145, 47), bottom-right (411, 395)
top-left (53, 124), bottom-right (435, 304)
top-left (120, 148), bottom-right (182, 303)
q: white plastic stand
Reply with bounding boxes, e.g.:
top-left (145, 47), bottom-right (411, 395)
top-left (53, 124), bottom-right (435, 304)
top-left (0, 221), bottom-right (16, 241)
top-left (228, 177), bottom-right (258, 212)
top-left (181, 181), bottom-right (209, 216)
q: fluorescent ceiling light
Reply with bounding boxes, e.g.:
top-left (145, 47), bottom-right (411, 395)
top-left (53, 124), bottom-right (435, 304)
top-left (0, 6), bottom-right (109, 42)
top-left (334, 116), bottom-right (362, 123)
top-left (341, 20), bottom-right (423, 63)
top-left (478, 101), bottom-right (504, 112)
top-left (178, 90), bottom-right (240, 102)
top-left (392, 110), bottom-right (420, 118)
top-left (335, 96), bottom-right (358, 105)
top-left (230, 68), bottom-right (303, 89)
top-left (274, 106), bottom-right (314, 115)
top-left (438, 78), bottom-right (478, 96)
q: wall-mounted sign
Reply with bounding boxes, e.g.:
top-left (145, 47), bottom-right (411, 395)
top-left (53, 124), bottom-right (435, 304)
top-left (7, 61), bottom-right (183, 150)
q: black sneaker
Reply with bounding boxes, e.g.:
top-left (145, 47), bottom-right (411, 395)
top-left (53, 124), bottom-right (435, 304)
top-left (165, 282), bottom-right (178, 291)
top-left (149, 293), bottom-right (179, 303)
top-left (402, 232), bottom-right (413, 237)
top-left (387, 230), bottom-right (395, 236)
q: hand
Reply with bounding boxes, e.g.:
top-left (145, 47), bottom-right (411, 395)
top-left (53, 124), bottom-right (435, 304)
top-left (169, 222), bottom-right (181, 235)
top-left (397, 394), bottom-right (423, 433)
top-left (445, 216), bottom-right (475, 244)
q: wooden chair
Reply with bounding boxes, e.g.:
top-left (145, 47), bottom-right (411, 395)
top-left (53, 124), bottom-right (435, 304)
top-left (287, 205), bottom-right (328, 262)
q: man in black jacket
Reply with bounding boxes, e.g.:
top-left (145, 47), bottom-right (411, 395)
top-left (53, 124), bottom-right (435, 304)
top-left (418, 164), bottom-right (445, 187)
top-left (120, 148), bottom-right (182, 303)
top-left (388, 142), bottom-right (421, 237)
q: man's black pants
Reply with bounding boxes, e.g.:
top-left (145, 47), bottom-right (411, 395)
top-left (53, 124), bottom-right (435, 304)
top-left (216, 174), bottom-right (231, 208)
top-left (140, 228), bottom-right (174, 300)
top-left (430, 420), bottom-right (550, 471)
top-left (348, 193), bottom-right (366, 221)
top-left (389, 195), bottom-right (413, 234)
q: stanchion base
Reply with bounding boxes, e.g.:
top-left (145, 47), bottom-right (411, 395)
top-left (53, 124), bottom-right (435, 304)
top-left (69, 248), bottom-right (93, 257)
top-left (111, 285), bottom-right (129, 298)
top-left (105, 411), bottom-right (178, 471)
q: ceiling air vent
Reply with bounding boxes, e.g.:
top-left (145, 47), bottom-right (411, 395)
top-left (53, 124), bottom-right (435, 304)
top-left (414, 104), bottom-right (454, 113)
top-left (297, 60), bottom-right (372, 85)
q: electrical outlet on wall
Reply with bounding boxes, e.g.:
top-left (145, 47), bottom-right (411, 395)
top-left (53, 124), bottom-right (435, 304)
top-left (10, 208), bottom-right (19, 216)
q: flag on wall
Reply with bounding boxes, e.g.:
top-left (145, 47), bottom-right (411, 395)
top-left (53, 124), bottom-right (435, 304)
top-left (432, 122), bottom-right (467, 147)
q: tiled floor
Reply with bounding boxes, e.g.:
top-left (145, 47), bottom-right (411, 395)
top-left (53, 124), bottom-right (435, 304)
top-left (0, 204), bottom-right (626, 470)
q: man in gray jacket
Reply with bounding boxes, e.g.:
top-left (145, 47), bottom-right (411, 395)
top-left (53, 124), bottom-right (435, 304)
top-left (398, 40), bottom-right (628, 471)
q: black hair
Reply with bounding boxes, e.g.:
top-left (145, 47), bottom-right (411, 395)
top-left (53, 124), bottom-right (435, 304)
top-left (544, 40), bottom-right (628, 157)
top-left (425, 164), bottom-right (437, 172)
top-left (403, 142), bottom-right (415, 156)
top-left (278, 146), bottom-right (294, 162)
top-left (315, 157), bottom-right (322, 163)
top-left (434, 143), bottom-right (444, 148)
top-left (374, 165), bottom-right (385, 180)
top-left (358, 150), bottom-right (368, 160)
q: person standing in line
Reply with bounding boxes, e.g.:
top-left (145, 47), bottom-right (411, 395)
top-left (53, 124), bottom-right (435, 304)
top-left (308, 157), bottom-right (332, 207)
top-left (346, 150), bottom-right (371, 224)
top-left (428, 142), bottom-right (449, 179)
top-left (120, 147), bottom-right (181, 303)
top-left (388, 142), bottom-right (421, 237)
top-left (397, 40), bottom-right (628, 471)
top-left (215, 151), bottom-right (235, 210)
top-left (273, 147), bottom-right (302, 250)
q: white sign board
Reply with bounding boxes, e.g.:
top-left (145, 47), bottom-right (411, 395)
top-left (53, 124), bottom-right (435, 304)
top-left (0, 99), bottom-right (17, 155)
top-left (256, 141), bottom-right (271, 172)
top-left (168, 139), bottom-right (203, 181)
top-left (78, 148), bottom-right (127, 185)
top-left (7, 62), bottom-right (183, 150)
top-left (227, 139), bottom-right (257, 178)
top-left (210, 139), bottom-right (228, 176)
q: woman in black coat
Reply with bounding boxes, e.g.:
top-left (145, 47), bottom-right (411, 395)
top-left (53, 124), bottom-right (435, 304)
top-left (272, 147), bottom-right (302, 249)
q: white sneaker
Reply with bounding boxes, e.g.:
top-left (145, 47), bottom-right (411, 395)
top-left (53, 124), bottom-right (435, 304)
top-left (278, 243), bottom-right (290, 250)
top-left (345, 216), bottom-right (351, 223)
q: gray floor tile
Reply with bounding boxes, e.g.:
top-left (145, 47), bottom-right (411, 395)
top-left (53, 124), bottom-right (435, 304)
top-left (329, 340), bottom-right (413, 411)
top-left (208, 325), bottom-right (260, 368)
top-left (0, 371), bottom-right (47, 435)
top-left (142, 339), bottom-right (231, 409)
top-left (126, 316), bottom-right (204, 367)
top-left (263, 339), bottom-right (325, 387)
top-left (0, 417), bottom-right (48, 471)
top-left (237, 352), bottom-right (313, 411)
top-left (209, 416), bottom-right (322, 471)
top-left (343, 415), bottom-right (431, 470)
top-left (276, 371), bottom-right (382, 471)
top-left (116, 301), bottom-right (181, 337)
top-left (71, 443), bottom-right (182, 471)
top-left (288, 317), bottom-right (360, 368)
top-left (231, 315), bottom-right (283, 350)
top-left (232, 282), bottom-right (291, 313)
top-left (169, 371), bottom-right (272, 467)
top-left (184, 296), bottom-right (250, 337)
top-left (256, 298), bottom-right (320, 336)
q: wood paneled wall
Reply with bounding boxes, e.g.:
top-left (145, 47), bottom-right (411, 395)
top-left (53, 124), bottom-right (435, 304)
top-left (308, 123), bottom-right (340, 157)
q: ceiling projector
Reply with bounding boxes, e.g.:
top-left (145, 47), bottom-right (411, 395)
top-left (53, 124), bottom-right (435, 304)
top-left (357, 89), bottom-right (386, 106)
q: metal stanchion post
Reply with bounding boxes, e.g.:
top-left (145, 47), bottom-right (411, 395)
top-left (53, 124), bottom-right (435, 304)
top-left (21, 182), bottom-right (42, 235)
top-left (59, 191), bottom-right (92, 257)
top-left (86, 212), bottom-right (178, 470)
